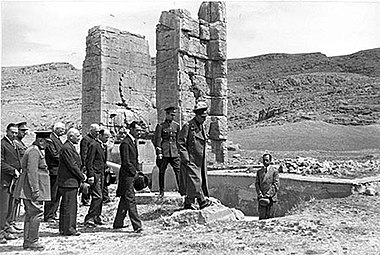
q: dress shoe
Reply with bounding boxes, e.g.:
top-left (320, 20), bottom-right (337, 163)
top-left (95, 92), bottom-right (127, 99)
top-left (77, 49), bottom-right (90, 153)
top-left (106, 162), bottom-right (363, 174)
top-left (158, 191), bottom-right (164, 198)
top-left (45, 218), bottom-right (57, 224)
top-left (84, 220), bottom-right (96, 227)
top-left (199, 200), bottom-right (214, 210)
top-left (113, 225), bottom-right (127, 229)
top-left (94, 220), bottom-right (104, 225)
top-left (134, 228), bottom-right (142, 233)
top-left (12, 224), bottom-right (23, 231)
top-left (183, 204), bottom-right (197, 210)
top-left (4, 232), bottom-right (17, 240)
top-left (65, 231), bottom-right (81, 236)
top-left (6, 225), bottom-right (23, 234)
top-left (23, 241), bottom-right (44, 250)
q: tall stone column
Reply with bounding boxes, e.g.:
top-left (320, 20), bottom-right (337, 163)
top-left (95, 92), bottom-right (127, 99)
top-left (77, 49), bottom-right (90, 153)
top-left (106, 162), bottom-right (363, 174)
top-left (82, 26), bottom-right (155, 135)
top-left (156, 2), bottom-right (227, 162)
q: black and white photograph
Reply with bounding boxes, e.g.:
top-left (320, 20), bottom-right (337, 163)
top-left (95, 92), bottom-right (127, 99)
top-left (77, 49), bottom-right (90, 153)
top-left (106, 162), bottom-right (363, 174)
top-left (1, 0), bottom-right (380, 254)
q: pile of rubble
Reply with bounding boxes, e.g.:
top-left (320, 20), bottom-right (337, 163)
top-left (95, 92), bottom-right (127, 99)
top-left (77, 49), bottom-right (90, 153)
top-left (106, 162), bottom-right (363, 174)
top-left (276, 157), bottom-right (380, 178)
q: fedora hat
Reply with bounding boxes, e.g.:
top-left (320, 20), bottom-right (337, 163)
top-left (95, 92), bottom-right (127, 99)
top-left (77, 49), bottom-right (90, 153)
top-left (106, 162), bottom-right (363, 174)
top-left (134, 173), bottom-right (149, 191)
top-left (259, 198), bottom-right (271, 207)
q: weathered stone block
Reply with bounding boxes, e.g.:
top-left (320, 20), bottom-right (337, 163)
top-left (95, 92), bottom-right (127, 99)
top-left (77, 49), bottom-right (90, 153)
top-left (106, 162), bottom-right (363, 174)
top-left (198, 2), bottom-right (226, 23)
top-left (210, 96), bottom-right (228, 116)
top-left (156, 28), bottom-right (180, 51)
top-left (195, 59), bottom-right (207, 76)
top-left (159, 11), bottom-right (181, 30)
top-left (208, 40), bottom-right (227, 61)
top-left (209, 21), bottom-right (227, 41)
top-left (209, 116), bottom-right (228, 140)
top-left (179, 54), bottom-right (195, 69)
top-left (210, 140), bottom-right (228, 163)
top-left (181, 16), bottom-right (199, 37)
top-left (211, 78), bottom-right (228, 97)
top-left (199, 24), bottom-right (210, 40)
top-left (192, 75), bottom-right (210, 98)
top-left (211, 60), bottom-right (227, 78)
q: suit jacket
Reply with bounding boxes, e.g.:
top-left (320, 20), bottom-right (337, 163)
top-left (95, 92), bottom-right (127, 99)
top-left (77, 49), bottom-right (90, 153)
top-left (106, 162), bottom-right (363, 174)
top-left (153, 120), bottom-right (180, 157)
top-left (178, 118), bottom-right (209, 198)
top-left (58, 141), bottom-right (85, 188)
top-left (14, 145), bottom-right (51, 201)
top-left (86, 139), bottom-right (107, 178)
top-left (80, 133), bottom-right (96, 174)
top-left (116, 135), bottom-right (139, 196)
top-left (255, 164), bottom-right (280, 202)
top-left (45, 133), bottom-right (64, 175)
top-left (1, 136), bottom-right (21, 188)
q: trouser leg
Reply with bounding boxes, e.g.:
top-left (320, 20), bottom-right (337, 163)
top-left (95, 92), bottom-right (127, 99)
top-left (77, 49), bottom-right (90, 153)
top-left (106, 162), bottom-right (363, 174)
top-left (158, 158), bottom-right (169, 193)
top-left (170, 157), bottom-right (182, 194)
top-left (44, 175), bottom-right (60, 221)
top-left (23, 199), bottom-right (43, 244)
top-left (85, 174), bottom-right (103, 222)
top-left (113, 195), bottom-right (128, 228)
top-left (0, 187), bottom-right (10, 231)
top-left (59, 188), bottom-right (78, 235)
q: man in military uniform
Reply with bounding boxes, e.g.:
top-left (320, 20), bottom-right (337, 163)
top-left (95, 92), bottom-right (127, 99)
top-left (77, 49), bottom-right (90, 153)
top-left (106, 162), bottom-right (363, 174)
top-left (153, 106), bottom-right (182, 198)
top-left (14, 122), bottom-right (29, 159)
top-left (178, 101), bottom-right (213, 210)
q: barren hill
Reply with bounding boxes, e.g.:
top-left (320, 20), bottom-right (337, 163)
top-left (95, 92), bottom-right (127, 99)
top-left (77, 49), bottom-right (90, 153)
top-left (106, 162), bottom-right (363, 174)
top-left (228, 48), bottom-right (380, 129)
top-left (1, 48), bottom-right (380, 132)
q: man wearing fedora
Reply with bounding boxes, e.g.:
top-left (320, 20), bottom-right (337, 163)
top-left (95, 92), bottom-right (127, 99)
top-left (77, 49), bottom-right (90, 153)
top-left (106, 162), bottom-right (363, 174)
top-left (153, 106), bottom-right (183, 198)
top-left (255, 153), bottom-right (280, 220)
top-left (84, 129), bottom-right (111, 227)
top-left (113, 121), bottom-right (143, 233)
top-left (14, 122), bottom-right (29, 159)
top-left (178, 101), bottom-right (213, 210)
top-left (14, 130), bottom-right (52, 250)
top-left (44, 122), bottom-right (65, 223)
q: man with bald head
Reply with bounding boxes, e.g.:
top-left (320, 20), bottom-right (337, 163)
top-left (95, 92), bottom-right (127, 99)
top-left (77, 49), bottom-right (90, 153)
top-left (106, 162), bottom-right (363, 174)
top-left (84, 129), bottom-right (111, 226)
top-left (58, 128), bottom-right (86, 236)
top-left (80, 123), bottom-right (100, 206)
top-left (44, 122), bottom-right (65, 223)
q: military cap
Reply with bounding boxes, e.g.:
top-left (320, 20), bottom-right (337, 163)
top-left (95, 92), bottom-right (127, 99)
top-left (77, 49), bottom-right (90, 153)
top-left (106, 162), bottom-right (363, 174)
top-left (17, 122), bottom-right (29, 130)
top-left (193, 101), bottom-right (208, 112)
top-left (164, 106), bottom-right (177, 113)
top-left (35, 130), bottom-right (52, 138)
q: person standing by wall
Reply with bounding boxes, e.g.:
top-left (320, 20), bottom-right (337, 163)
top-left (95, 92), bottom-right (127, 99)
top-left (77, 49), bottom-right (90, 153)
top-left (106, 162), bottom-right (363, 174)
top-left (113, 121), bottom-right (143, 233)
top-left (84, 129), bottom-right (111, 226)
top-left (58, 128), bottom-right (86, 236)
top-left (255, 153), bottom-right (280, 220)
top-left (44, 122), bottom-right (65, 223)
top-left (0, 123), bottom-right (21, 243)
top-left (178, 101), bottom-right (213, 210)
top-left (153, 106), bottom-right (183, 198)
top-left (14, 131), bottom-right (52, 250)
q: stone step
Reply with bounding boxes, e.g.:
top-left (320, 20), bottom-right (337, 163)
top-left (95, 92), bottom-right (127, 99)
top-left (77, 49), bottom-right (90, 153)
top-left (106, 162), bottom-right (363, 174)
top-left (135, 191), bottom-right (183, 206)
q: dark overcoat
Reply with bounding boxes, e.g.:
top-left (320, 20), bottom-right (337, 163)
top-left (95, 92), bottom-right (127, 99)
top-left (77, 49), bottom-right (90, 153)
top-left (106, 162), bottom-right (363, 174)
top-left (1, 136), bottom-right (21, 188)
top-left (80, 133), bottom-right (97, 174)
top-left (45, 133), bottom-right (64, 176)
top-left (57, 141), bottom-right (85, 188)
top-left (86, 139), bottom-right (107, 178)
top-left (116, 135), bottom-right (138, 197)
top-left (178, 118), bottom-right (209, 198)
top-left (255, 165), bottom-right (280, 202)
top-left (14, 145), bottom-right (51, 201)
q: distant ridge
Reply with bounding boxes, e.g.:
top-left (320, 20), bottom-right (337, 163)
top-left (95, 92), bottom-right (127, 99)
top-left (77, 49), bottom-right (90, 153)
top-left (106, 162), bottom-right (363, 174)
top-left (1, 48), bottom-right (380, 132)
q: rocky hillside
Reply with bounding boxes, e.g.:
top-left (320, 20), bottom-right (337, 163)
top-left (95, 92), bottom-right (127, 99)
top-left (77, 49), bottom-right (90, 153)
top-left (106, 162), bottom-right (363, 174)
top-left (1, 62), bottom-right (82, 131)
top-left (228, 48), bottom-right (380, 129)
top-left (1, 48), bottom-right (380, 132)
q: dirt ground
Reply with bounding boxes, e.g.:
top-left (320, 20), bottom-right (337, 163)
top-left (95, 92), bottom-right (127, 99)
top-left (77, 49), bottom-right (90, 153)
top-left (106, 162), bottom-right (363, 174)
top-left (1, 185), bottom-right (379, 255)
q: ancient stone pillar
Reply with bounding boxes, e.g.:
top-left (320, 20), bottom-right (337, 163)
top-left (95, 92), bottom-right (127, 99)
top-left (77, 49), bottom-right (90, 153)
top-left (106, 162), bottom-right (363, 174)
top-left (156, 2), bottom-right (227, 162)
top-left (82, 26), bottom-right (156, 135)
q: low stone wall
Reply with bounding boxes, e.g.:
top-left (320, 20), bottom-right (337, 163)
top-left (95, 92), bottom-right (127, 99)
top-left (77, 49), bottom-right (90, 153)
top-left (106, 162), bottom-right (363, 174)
top-left (207, 170), bottom-right (380, 216)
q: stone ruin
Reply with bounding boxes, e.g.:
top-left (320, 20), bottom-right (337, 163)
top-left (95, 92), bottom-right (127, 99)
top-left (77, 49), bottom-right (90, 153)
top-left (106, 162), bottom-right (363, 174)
top-left (82, 2), bottom-right (227, 162)
top-left (156, 2), bottom-right (228, 162)
top-left (82, 26), bottom-right (156, 135)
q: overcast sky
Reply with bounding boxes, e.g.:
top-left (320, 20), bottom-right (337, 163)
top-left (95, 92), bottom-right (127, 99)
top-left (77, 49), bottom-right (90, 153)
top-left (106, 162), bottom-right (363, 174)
top-left (1, 0), bottom-right (379, 69)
